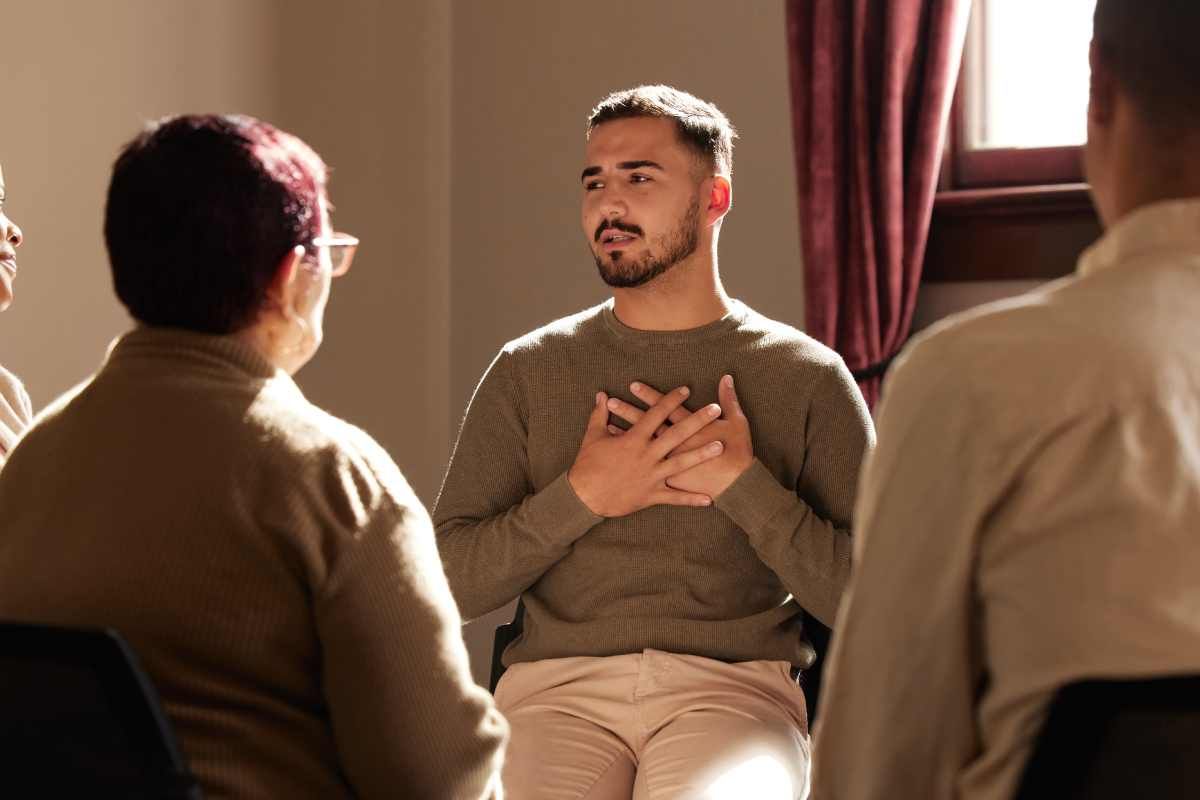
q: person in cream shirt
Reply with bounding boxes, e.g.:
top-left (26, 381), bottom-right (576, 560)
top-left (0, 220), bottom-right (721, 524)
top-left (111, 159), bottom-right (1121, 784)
top-left (0, 162), bottom-right (31, 465)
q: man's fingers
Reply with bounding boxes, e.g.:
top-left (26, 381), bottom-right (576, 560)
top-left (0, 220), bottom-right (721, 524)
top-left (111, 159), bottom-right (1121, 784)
top-left (582, 392), bottom-right (610, 444)
top-left (654, 402), bottom-right (721, 457)
top-left (631, 386), bottom-right (691, 438)
top-left (606, 396), bottom-right (645, 426)
top-left (631, 381), bottom-right (689, 425)
top-left (607, 424), bottom-right (624, 436)
top-left (719, 374), bottom-right (745, 420)
top-left (608, 397), bottom-right (672, 439)
top-left (651, 487), bottom-right (713, 508)
top-left (658, 440), bottom-right (724, 478)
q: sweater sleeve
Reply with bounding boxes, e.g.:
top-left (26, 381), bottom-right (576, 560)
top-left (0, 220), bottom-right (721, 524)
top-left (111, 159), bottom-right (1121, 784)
top-left (714, 361), bottom-right (874, 625)
top-left (434, 349), bottom-right (603, 620)
top-left (318, 490), bottom-right (508, 800)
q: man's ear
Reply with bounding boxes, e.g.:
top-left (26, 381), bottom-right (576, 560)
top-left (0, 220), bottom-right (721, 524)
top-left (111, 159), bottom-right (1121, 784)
top-left (707, 175), bottom-right (733, 226)
top-left (265, 246), bottom-right (305, 314)
top-left (1088, 41), bottom-right (1116, 129)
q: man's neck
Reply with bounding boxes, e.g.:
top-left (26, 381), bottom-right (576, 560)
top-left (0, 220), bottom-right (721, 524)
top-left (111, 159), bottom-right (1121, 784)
top-left (1106, 126), bottom-right (1200, 226)
top-left (610, 252), bottom-right (733, 331)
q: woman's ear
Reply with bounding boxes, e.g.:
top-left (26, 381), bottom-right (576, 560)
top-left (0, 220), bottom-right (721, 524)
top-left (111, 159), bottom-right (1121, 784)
top-left (265, 246), bottom-right (305, 315)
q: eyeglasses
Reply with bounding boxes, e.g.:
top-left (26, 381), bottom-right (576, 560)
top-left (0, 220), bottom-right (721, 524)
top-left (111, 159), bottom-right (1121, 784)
top-left (308, 232), bottom-right (359, 277)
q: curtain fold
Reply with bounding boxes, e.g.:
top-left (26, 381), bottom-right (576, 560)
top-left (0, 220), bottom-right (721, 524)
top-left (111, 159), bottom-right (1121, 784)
top-left (787, 0), bottom-right (970, 408)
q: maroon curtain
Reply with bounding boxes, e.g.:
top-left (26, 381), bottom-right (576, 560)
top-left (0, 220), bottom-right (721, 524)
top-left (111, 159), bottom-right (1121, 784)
top-left (787, 0), bottom-right (970, 408)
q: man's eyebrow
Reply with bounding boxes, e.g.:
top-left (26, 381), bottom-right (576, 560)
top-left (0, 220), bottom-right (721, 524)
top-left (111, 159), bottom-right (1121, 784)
top-left (580, 160), bottom-right (666, 182)
top-left (617, 160), bottom-right (664, 172)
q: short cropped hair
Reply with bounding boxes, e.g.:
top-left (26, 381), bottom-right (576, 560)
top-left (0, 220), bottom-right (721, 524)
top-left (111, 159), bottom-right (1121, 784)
top-left (104, 114), bottom-right (327, 334)
top-left (587, 85), bottom-right (738, 176)
top-left (1094, 0), bottom-right (1200, 132)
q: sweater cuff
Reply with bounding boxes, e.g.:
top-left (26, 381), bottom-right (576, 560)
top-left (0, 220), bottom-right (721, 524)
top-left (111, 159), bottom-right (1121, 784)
top-left (714, 459), bottom-right (798, 540)
top-left (530, 471), bottom-right (605, 547)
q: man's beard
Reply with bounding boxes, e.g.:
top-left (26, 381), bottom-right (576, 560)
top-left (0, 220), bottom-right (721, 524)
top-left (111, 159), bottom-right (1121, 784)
top-left (592, 199), bottom-right (702, 289)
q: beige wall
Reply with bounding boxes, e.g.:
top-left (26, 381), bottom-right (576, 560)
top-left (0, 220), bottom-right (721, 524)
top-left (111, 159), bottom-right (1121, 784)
top-left (3, 0), bottom-right (803, 686)
top-left (276, 1), bottom-right (452, 502)
top-left (449, 0), bottom-right (805, 682)
top-left (1, 0), bottom-right (452, 502)
top-left (2, 0), bottom-right (281, 408)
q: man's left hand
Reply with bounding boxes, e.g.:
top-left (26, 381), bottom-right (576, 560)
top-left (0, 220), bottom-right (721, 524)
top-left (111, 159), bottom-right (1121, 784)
top-left (605, 374), bottom-right (755, 499)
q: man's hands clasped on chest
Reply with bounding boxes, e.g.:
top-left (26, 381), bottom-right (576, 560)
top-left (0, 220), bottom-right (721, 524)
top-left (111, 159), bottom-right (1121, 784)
top-left (567, 386), bottom-right (726, 517)
top-left (604, 375), bottom-right (755, 499)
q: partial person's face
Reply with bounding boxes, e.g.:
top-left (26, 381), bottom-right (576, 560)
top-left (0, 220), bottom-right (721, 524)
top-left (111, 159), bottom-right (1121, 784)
top-left (581, 117), bottom-right (708, 288)
top-left (1084, 41), bottom-right (1117, 227)
top-left (0, 165), bottom-right (25, 313)
top-left (285, 195), bottom-right (336, 372)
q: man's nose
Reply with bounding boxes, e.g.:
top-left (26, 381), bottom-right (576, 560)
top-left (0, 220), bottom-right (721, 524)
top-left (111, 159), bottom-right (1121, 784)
top-left (599, 188), bottom-right (628, 218)
top-left (4, 220), bottom-right (21, 247)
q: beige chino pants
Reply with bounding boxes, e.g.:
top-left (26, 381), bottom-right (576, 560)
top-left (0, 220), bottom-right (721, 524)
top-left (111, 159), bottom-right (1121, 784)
top-left (495, 648), bottom-right (810, 800)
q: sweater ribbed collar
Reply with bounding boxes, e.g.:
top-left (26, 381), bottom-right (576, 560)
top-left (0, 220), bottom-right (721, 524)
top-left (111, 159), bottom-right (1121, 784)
top-left (599, 298), bottom-right (749, 347)
top-left (105, 325), bottom-right (282, 381)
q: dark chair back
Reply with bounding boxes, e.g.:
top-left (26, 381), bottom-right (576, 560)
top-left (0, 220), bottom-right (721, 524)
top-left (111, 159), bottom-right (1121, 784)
top-left (0, 621), bottom-right (203, 798)
top-left (1014, 674), bottom-right (1200, 799)
top-left (489, 600), bottom-right (525, 693)
top-left (800, 616), bottom-right (832, 723)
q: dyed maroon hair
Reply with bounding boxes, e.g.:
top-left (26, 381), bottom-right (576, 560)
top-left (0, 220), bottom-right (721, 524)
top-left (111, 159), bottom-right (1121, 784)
top-left (104, 114), bottom-right (328, 333)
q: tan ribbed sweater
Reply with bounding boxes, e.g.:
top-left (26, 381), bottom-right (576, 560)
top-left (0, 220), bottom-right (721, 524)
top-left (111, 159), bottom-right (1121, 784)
top-left (0, 328), bottom-right (506, 799)
top-left (435, 301), bottom-right (874, 669)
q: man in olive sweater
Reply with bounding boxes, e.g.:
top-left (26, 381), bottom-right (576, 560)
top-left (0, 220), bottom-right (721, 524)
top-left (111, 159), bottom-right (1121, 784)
top-left (435, 86), bottom-right (873, 799)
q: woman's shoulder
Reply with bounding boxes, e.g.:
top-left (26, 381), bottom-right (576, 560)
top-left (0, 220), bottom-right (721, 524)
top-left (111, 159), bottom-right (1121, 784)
top-left (248, 381), bottom-right (420, 517)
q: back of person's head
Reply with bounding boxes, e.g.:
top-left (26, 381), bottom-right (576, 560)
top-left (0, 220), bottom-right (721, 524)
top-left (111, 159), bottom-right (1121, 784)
top-left (104, 114), bottom-right (327, 334)
top-left (1093, 0), bottom-right (1200, 137)
top-left (587, 85), bottom-right (737, 178)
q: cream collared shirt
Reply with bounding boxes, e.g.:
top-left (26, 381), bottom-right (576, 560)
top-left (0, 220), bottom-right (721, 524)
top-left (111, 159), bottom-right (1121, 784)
top-left (0, 364), bottom-right (31, 465)
top-left (814, 198), bottom-right (1200, 800)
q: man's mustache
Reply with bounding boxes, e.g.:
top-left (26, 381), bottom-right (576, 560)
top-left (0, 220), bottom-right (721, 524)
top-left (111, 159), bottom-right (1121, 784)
top-left (594, 219), bottom-right (644, 242)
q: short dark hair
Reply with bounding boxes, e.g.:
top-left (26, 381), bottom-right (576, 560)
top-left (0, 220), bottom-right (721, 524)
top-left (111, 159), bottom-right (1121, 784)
top-left (104, 114), bottom-right (327, 334)
top-left (587, 85), bottom-right (737, 176)
top-left (1093, 0), bottom-right (1200, 132)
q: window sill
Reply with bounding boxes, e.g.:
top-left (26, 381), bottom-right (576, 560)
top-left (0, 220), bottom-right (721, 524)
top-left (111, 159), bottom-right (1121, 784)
top-left (933, 183), bottom-right (1094, 217)
top-left (924, 183), bottom-right (1102, 282)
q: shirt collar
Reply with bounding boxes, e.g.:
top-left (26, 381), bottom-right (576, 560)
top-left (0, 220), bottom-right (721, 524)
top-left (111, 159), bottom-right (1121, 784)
top-left (1078, 197), bottom-right (1200, 278)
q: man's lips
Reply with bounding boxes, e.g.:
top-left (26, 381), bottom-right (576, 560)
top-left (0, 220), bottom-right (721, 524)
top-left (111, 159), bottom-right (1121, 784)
top-left (600, 232), bottom-right (639, 251)
top-left (0, 256), bottom-right (16, 277)
top-left (595, 219), bottom-right (643, 245)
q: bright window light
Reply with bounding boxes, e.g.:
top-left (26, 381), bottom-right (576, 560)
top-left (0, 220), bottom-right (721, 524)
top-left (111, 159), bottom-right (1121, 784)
top-left (965, 0), bottom-right (1097, 150)
top-left (704, 755), bottom-right (794, 799)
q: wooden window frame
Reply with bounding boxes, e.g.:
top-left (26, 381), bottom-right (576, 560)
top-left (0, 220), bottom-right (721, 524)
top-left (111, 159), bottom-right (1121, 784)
top-left (924, 3), bottom-right (1100, 284)
top-left (946, 2), bottom-right (1087, 190)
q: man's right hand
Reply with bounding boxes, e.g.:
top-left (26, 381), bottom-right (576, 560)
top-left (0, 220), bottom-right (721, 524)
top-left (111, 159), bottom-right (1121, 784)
top-left (567, 387), bottom-right (725, 517)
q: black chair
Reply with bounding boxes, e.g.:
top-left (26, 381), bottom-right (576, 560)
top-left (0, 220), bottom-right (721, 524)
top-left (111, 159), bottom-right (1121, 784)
top-left (799, 616), bottom-right (832, 724)
top-left (0, 621), bottom-right (203, 798)
top-left (1014, 674), bottom-right (1200, 799)
top-left (489, 600), bottom-right (525, 693)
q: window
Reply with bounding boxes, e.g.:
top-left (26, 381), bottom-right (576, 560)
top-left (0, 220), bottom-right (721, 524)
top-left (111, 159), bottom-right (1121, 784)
top-left (926, 0), bottom-right (1104, 285)
top-left (949, 0), bottom-right (1097, 188)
